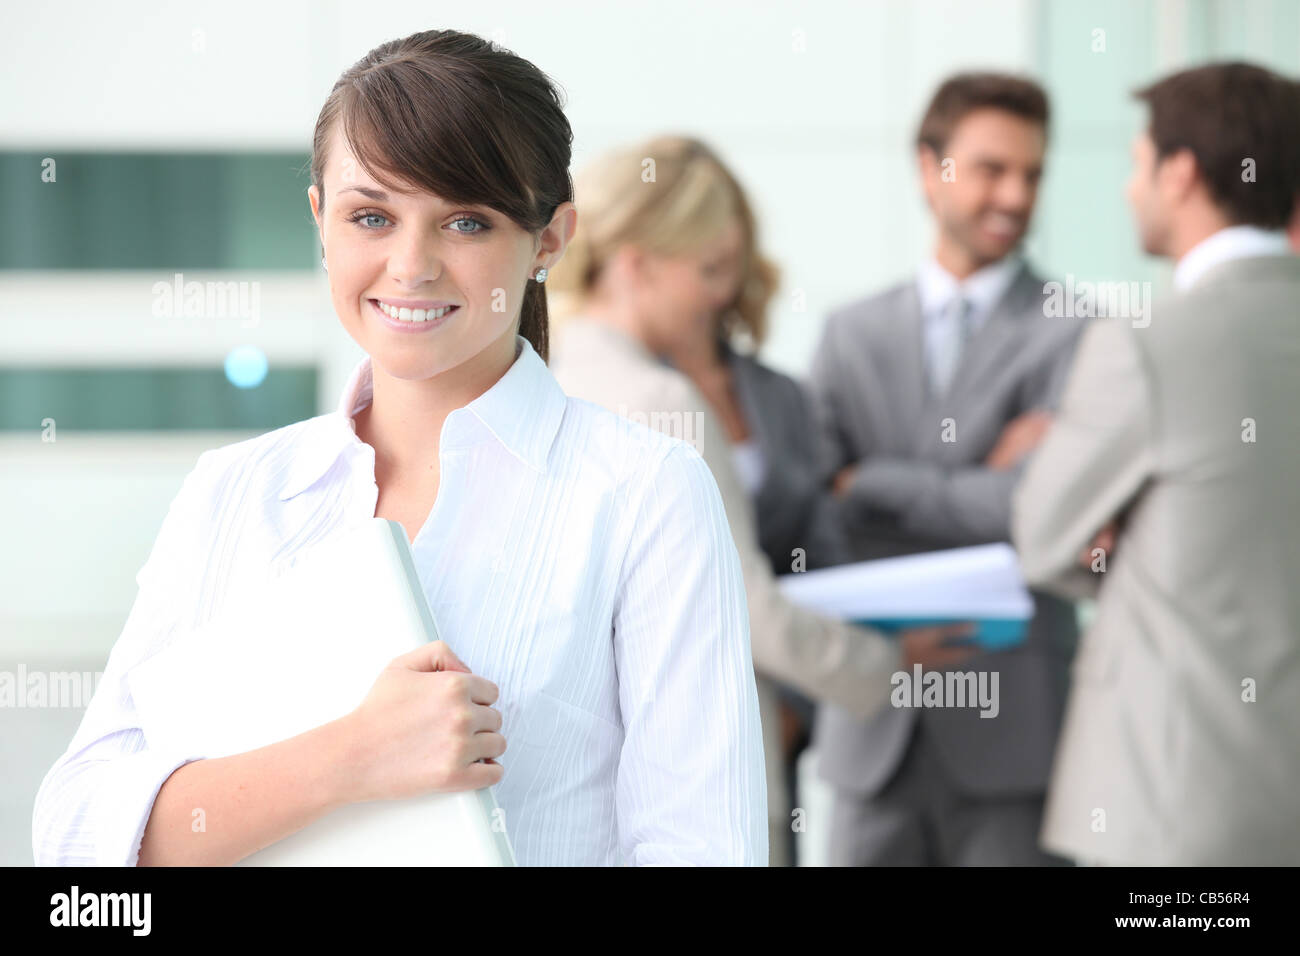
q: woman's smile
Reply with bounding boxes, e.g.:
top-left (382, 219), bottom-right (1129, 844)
top-left (367, 296), bottom-right (461, 334)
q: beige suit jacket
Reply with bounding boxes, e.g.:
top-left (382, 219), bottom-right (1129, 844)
top-left (1012, 254), bottom-right (1300, 865)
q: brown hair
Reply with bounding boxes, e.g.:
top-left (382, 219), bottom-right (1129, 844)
top-left (1134, 62), bottom-right (1300, 229)
top-left (309, 29), bottom-right (574, 362)
top-left (547, 135), bottom-right (780, 349)
top-left (916, 72), bottom-right (1049, 155)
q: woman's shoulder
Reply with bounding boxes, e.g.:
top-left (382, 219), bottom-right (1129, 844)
top-left (554, 394), bottom-right (708, 485)
top-left (208, 413), bottom-right (321, 459)
top-left (137, 414), bottom-right (339, 588)
top-left (175, 414), bottom-right (335, 505)
top-left (555, 396), bottom-right (726, 554)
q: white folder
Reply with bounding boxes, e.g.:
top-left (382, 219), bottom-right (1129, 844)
top-left (127, 517), bottom-right (517, 866)
top-left (776, 543), bottom-right (1035, 649)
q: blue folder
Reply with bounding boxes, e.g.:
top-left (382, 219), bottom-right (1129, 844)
top-left (855, 616), bottom-right (1026, 650)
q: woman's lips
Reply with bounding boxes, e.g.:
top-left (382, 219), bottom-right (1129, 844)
top-left (368, 298), bottom-right (459, 333)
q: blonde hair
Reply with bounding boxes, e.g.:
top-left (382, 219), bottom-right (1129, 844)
top-left (548, 135), bottom-right (779, 349)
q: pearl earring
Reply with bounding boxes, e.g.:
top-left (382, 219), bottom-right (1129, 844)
top-left (321, 255), bottom-right (328, 272)
top-left (534, 267), bottom-right (548, 283)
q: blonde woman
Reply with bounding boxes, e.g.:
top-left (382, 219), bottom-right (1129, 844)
top-left (548, 135), bottom-right (974, 865)
top-left (33, 34), bottom-right (765, 867)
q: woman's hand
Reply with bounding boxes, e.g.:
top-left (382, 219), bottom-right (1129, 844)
top-left (337, 640), bottom-right (506, 803)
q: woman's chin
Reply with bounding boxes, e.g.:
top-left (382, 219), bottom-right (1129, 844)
top-left (370, 348), bottom-right (454, 382)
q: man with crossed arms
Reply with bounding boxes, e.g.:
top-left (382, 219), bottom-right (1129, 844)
top-left (808, 73), bottom-right (1086, 866)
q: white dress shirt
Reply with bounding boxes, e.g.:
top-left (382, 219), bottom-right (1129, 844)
top-left (916, 255), bottom-right (1024, 393)
top-left (1172, 225), bottom-right (1292, 291)
top-left (32, 334), bottom-right (767, 867)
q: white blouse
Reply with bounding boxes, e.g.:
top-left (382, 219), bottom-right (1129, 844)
top-left (730, 437), bottom-right (767, 498)
top-left (32, 335), bottom-right (767, 867)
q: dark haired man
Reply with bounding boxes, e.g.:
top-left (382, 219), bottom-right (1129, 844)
top-left (807, 73), bottom-right (1086, 866)
top-left (1013, 61), bottom-right (1300, 865)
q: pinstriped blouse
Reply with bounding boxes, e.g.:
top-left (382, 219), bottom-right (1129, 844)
top-left (32, 335), bottom-right (767, 866)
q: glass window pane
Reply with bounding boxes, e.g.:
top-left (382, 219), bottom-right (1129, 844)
top-left (0, 152), bottom-right (314, 270)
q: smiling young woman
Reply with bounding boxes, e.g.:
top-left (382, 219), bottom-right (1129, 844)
top-left (32, 29), bottom-right (767, 868)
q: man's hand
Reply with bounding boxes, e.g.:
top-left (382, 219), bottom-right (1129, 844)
top-left (832, 464), bottom-right (858, 498)
top-left (900, 623), bottom-right (980, 670)
top-left (985, 410), bottom-right (1054, 470)
top-left (1078, 520), bottom-right (1118, 568)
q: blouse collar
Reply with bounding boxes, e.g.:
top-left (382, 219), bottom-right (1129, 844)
top-left (279, 334), bottom-right (566, 500)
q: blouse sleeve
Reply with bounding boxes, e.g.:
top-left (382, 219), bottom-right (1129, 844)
top-left (611, 442), bottom-right (768, 866)
top-left (32, 451), bottom-right (218, 866)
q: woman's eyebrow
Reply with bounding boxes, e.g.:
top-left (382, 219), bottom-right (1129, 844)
top-left (338, 186), bottom-right (392, 201)
top-left (335, 186), bottom-right (482, 211)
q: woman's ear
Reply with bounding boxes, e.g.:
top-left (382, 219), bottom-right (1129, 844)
top-left (308, 185), bottom-right (321, 224)
top-left (536, 201), bottom-right (578, 271)
top-left (307, 184), bottom-right (326, 240)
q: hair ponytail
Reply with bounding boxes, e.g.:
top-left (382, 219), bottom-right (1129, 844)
top-left (519, 277), bottom-right (550, 363)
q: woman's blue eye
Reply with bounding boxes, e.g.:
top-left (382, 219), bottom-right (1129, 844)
top-left (449, 216), bottom-right (489, 234)
top-left (347, 211), bottom-right (388, 229)
top-left (344, 210), bottom-right (490, 233)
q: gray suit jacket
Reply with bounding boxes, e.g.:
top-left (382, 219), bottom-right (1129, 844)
top-left (1013, 253), bottom-right (1300, 864)
top-left (807, 262), bottom-right (1086, 797)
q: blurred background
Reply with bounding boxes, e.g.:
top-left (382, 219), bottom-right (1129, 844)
top-left (2, 0), bottom-right (1296, 866)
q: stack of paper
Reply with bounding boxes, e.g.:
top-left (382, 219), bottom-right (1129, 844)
top-left (777, 543), bottom-right (1034, 648)
top-left (127, 517), bottom-right (517, 866)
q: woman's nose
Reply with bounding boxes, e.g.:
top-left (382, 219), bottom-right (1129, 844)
top-left (388, 239), bottom-right (444, 287)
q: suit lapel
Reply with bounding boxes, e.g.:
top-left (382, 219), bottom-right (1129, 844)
top-left (888, 282), bottom-right (929, 454)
